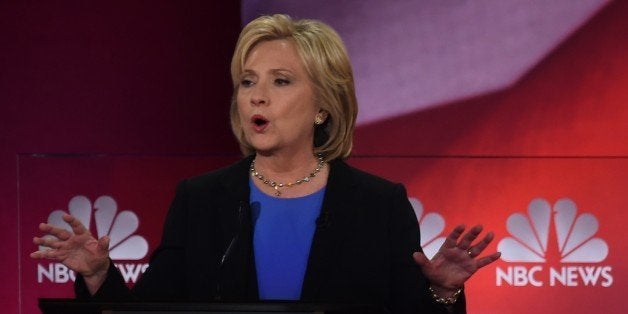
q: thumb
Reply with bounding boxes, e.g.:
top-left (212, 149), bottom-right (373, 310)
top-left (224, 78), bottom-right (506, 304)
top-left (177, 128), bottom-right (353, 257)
top-left (412, 251), bottom-right (430, 268)
top-left (97, 236), bottom-right (110, 253)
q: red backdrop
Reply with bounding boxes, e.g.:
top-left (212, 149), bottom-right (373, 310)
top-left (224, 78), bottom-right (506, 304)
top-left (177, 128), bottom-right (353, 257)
top-left (0, 1), bottom-right (241, 313)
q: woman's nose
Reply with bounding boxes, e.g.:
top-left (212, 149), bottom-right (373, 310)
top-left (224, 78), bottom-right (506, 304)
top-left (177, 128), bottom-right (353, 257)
top-left (251, 96), bottom-right (266, 106)
top-left (250, 85), bottom-right (268, 106)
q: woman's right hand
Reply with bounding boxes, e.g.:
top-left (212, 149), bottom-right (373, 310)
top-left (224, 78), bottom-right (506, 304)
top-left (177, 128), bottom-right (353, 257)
top-left (31, 213), bottom-right (110, 293)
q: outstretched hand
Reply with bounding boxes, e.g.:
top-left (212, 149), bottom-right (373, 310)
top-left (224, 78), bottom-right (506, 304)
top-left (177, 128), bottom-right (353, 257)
top-left (413, 224), bottom-right (501, 292)
top-left (31, 213), bottom-right (110, 278)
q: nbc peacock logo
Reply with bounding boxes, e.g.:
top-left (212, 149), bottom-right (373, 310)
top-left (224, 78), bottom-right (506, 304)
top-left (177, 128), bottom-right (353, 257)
top-left (495, 198), bottom-right (613, 287)
top-left (409, 197), bottom-right (447, 259)
top-left (37, 195), bottom-right (150, 284)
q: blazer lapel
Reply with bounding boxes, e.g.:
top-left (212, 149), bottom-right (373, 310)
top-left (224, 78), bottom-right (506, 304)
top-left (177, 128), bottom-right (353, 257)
top-left (216, 155), bottom-right (259, 300)
top-left (301, 159), bottom-right (357, 300)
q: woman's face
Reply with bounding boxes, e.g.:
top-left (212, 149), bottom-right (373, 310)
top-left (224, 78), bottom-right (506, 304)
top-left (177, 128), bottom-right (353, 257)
top-left (237, 39), bottom-right (320, 156)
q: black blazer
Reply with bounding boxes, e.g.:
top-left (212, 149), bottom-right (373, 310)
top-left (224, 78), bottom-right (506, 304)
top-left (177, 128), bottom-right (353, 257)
top-left (76, 156), bottom-right (465, 313)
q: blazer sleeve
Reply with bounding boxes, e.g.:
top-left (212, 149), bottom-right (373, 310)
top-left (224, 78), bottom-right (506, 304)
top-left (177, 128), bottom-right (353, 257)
top-left (388, 183), bottom-right (466, 314)
top-left (75, 179), bottom-right (190, 300)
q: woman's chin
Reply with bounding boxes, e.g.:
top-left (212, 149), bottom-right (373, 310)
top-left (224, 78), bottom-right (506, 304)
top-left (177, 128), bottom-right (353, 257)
top-left (248, 143), bottom-right (276, 156)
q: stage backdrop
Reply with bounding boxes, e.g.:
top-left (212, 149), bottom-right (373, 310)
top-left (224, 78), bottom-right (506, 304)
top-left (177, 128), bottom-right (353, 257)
top-left (19, 155), bottom-right (626, 313)
top-left (12, 0), bottom-right (628, 313)
top-left (242, 2), bottom-right (628, 313)
top-left (1, 2), bottom-right (242, 313)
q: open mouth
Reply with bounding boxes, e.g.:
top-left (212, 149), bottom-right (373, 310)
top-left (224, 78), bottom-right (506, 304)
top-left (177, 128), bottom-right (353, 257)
top-left (251, 115), bottom-right (269, 131)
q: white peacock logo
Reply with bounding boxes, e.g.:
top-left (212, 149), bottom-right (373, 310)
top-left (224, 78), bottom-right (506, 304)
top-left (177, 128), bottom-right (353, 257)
top-left (42, 195), bottom-right (149, 260)
top-left (498, 198), bottom-right (608, 263)
top-left (409, 198), bottom-right (447, 259)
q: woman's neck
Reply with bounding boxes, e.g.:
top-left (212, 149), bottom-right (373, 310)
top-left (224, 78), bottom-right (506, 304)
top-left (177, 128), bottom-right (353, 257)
top-left (251, 150), bottom-right (329, 198)
top-left (254, 150), bottom-right (318, 178)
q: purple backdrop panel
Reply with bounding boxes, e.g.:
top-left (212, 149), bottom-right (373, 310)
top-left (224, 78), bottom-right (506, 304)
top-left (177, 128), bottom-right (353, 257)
top-left (242, 0), bottom-right (609, 124)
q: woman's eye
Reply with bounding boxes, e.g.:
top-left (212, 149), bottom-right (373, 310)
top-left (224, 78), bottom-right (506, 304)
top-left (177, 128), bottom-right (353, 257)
top-left (274, 78), bottom-right (290, 86)
top-left (240, 79), bottom-right (254, 87)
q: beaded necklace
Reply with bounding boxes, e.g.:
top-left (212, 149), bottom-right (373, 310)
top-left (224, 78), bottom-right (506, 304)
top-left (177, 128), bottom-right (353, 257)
top-left (250, 155), bottom-right (325, 197)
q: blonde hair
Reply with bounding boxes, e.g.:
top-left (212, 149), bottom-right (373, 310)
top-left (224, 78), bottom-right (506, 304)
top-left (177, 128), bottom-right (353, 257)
top-left (230, 14), bottom-right (357, 161)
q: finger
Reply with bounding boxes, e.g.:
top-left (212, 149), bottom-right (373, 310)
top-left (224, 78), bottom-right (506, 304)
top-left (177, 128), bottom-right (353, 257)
top-left (467, 231), bottom-right (494, 258)
top-left (33, 236), bottom-right (43, 245)
top-left (54, 229), bottom-right (73, 241)
top-left (30, 250), bottom-right (59, 259)
top-left (30, 251), bottom-right (50, 259)
top-left (441, 225), bottom-right (466, 249)
top-left (457, 225), bottom-right (483, 250)
top-left (45, 240), bottom-right (64, 249)
top-left (412, 251), bottom-right (430, 268)
top-left (30, 248), bottom-right (66, 260)
top-left (44, 250), bottom-right (68, 260)
top-left (97, 236), bottom-right (110, 253)
top-left (476, 252), bottom-right (502, 269)
top-left (63, 214), bottom-right (87, 235)
top-left (33, 235), bottom-right (59, 248)
top-left (38, 222), bottom-right (54, 233)
top-left (38, 223), bottom-right (73, 240)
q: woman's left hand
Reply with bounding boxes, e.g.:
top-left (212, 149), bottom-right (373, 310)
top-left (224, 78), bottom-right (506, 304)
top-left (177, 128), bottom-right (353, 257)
top-left (412, 224), bottom-right (501, 294)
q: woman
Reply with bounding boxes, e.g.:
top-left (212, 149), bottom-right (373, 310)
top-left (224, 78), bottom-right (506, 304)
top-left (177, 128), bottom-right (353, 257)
top-left (32, 14), bottom-right (500, 313)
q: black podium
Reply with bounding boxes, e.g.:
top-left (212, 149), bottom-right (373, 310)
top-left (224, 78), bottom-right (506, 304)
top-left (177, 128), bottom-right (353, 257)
top-left (38, 299), bottom-right (380, 314)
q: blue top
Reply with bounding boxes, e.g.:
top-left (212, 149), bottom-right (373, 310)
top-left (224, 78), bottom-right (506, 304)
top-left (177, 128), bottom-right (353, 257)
top-left (249, 179), bottom-right (325, 300)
